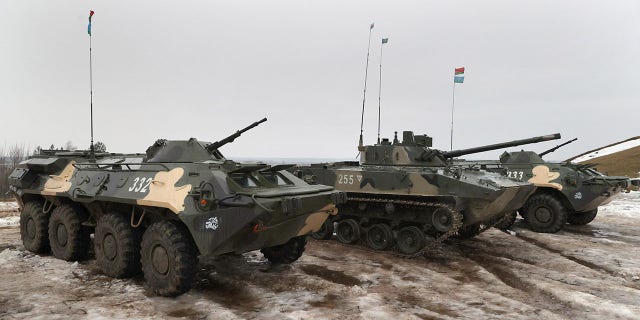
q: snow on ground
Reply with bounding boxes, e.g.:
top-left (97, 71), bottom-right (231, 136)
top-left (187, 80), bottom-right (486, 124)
top-left (0, 194), bottom-right (639, 319)
top-left (571, 138), bottom-right (640, 163)
top-left (0, 201), bottom-right (19, 213)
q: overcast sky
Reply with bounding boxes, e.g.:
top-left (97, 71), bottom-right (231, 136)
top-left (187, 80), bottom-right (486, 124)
top-left (1, 0), bottom-right (639, 161)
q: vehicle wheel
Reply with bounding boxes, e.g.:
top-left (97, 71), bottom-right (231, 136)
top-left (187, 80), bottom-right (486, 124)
top-left (522, 194), bottom-right (568, 233)
top-left (95, 213), bottom-right (141, 278)
top-left (141, 220), bottom-right (198, 297)
top-left (494, 211), bottom-right (518, 230)
top-left (48, 204), bottom-right (90, 261)
top-left (456, 224), bottom-right (481, 239)
top-left (261, 236), bottom-right (307, 264)
top-left (311, 220), bottom-right (334, 240)
top-left (432, 207), bottom-right (455, 232)
top-left (567, 209), bottom-right (598, 225)
top-left (335, 219), bottom-right (360, 244)
top-left (396, 226), bottom-right (425, 255)
top-left (365, 223), bottom-right (394, 250)
top-left (20, 201), bottom-right (50, 253)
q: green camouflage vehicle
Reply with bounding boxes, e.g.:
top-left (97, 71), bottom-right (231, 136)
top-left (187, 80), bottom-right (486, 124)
top-left (291, 132), bottom-right (561, 255)
top-left (8, 118), bottom-right (345, 296)
top-left (459, 139), bottom-right (630, 233)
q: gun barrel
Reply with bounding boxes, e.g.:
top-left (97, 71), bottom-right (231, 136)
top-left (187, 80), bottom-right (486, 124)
top-left (206, 117), bottom-right (267, 151)
top-left (538, 138), bottom-right (577, 157)
top-left (443, 133), bottom-right (561, 158)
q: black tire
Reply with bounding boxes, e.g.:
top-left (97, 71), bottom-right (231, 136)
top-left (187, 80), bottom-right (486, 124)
top-left (335, 219), bottom-right (360, 244)
top-left (522, 193), bottom-right (568, 233)
top-left (141, 220), bottom-right (198, 297)
top-left (261, 236), bottom-right (307, 264)
top-left (20, 201), bottom-right (50, 253)
top-left (494, 211), bottom-right (518, 230)
top-left (48, 204), bottom-right (90, 261)
top-left (396, 226), bottom-right (425, 255)
top-left (311, 220), bottom-right (334, 240)
top-left (365, 223), bottom-right (394, 250)
top-left (94, 213), bottom-right (141, 278)
top-left (567, 209), bottom-right (598, 225)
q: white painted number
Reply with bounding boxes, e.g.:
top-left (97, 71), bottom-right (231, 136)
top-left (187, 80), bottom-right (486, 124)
top-left (506, 171), bottom-right (525, 180)
top-left (129, 177), bottom-right (153, 193)
top-left (338, 174), bottom-right (361, 185)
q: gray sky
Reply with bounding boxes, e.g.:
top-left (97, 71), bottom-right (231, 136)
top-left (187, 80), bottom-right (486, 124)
top-left (2, 0), bottom-right (639, 160)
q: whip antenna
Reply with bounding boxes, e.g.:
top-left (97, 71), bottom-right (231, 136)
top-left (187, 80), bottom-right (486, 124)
top-left (358, 22), bottom-right (374, 151)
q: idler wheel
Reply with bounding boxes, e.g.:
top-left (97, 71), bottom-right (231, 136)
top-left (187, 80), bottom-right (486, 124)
top-left (365, 223), bottom-right (394, 251)
top-left (567, 209), bottom-right (598, 225)
top-left (522, 193), bottom-right (568, 233)
top-left (48, 204), bottom-right (90, 261)
top-left (335, 219), bottom-right (360, 244)
top-left (20, 201), bottom-right (50, 253)
top-left (432, 208), bottom-right (455, 232)
top-left (396, 226), bottom-right (425, 255)
top-left (94, 213), bottom-right (141, 278)
top-left (311, 220), bottom-right (334, 240)
top-left (141, 220), bottom-right (197, 296)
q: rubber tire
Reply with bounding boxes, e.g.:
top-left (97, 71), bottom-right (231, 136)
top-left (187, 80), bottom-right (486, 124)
top-left (20, 201), bottom-right (50, 253)
top-left (456, 224), bottom-right (481, 239)
top-left (365, 223), bottom-right (394, 250)
top-left (567, 209), bottom-right (598, 225)
top-left (494, 211), bottom-right (518, 230)
top-left (48, 204), bottom-right (90, 261)
top-left (261, 236), bottom-right (307, 264)
top-left (335, 219), bottom-right (360, 244)
top-left (522, 194), bottom-right (568, 233)
top-left (94, 213), bottom-right (141, 278)
top-left (396, 226), bottom-right (425, 255)
top-left (141, 220), bottom-right (198, 297)
top-left (311, 220), bottom-right (334, 240)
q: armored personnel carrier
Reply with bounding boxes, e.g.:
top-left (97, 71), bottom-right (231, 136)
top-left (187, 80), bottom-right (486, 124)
top-left (292, 132), bottom-right (561, 255)
top-left (8, 118), bottom-right (345, 296)
top-left (459, 139), bottom-right (630, 233)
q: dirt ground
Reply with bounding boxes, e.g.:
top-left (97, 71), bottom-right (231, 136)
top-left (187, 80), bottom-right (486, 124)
top-left (1, 192), bottom-right (639, 320)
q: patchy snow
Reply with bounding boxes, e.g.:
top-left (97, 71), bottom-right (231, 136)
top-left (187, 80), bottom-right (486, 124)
top-left (0, 216), bottom-right (19, 227)
top-left (0, 201), bottom-right (19, 212)
top-left (572, 138), bottom-right (640, 163)
top-left (0, 193), bottom-right (639, 319)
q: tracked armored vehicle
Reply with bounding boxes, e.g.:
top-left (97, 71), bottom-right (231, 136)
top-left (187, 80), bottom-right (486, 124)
top-left (292, 132), bottom-right (561, 255)
top-left (8, 118), bottom-right (345, 296)
top-left (459, 139), bottom-right (630, 233)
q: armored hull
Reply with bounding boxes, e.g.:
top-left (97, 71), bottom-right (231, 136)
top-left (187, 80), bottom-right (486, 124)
top-left (9, 119), bottom-right (345, 296)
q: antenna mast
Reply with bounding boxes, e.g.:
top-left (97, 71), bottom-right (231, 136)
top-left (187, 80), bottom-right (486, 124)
top-left (359, 22), bottom-right (374, 151)
top-left (88, 10), bottom-right (95, 158)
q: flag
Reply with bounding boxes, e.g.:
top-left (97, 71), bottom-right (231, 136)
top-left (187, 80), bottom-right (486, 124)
top-left (88, 10), bottom-right (94, 35)
top-left (382, 38), bottom-right (388, 44)
top-left (370, 23), bottom-right (374, 29)
top-left (454, 76), bottom-right (464, 83)
top-left (455, 67), bottom-right (465, 75)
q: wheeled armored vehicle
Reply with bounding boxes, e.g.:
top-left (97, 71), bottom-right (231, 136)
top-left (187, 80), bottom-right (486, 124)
top-left (292, 132), bottom-right (561, 255)
top-left (9, 118), bottom-right (345, 296)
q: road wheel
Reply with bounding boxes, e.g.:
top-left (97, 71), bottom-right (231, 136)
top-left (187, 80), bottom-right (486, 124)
top-left (335, 219), bottom-right (360, 244)
top-left (494, 211), bottom-right (518, 230)
top-left (567, 209), bottom-right (598, 225)
top-left (396, 226), bottom-right (425, 255)
top-left (20, 201), bottom-right (50, 253)
top-left (365, 223), bottom-right (394, 250)
top-left (141, 220), bottom-right (198, 297)
top-left (522, 194), bottom-right (568, 233)
top-left (95, 213), bottom-right (141, 278)
top-left (432, 208), bottom-right (455, 232)
top-left (48, 204), bottom-right (90, 261)
top-left (311, 220), bottom-right (334, 240)
top-left (261, 236), bottom-right (307, 264)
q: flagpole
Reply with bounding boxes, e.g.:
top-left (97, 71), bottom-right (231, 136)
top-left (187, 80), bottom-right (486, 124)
top-left (377, 39), bottom-right (384, 144)
top-left (359, 23), bottom-right (374, 150)
top-left (450, 82), bottom-right (456, 151)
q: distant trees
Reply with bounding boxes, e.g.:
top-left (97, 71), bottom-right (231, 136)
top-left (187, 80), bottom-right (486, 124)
top-left (0, 144), bottom-right (29, 200)
top-left (93, 141), bottom-right (107, 153)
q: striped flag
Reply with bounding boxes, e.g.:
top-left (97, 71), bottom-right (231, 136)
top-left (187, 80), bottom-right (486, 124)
top-left (454, 67), bottom-right (465, 83)
top-left (382, 38), bottom-right (388, 44)
top-left (88, 10), bottom-right (94, 35)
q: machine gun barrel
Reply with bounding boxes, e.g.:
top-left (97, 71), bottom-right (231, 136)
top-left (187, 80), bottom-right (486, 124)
top-left (538, 138), bottom-right (577, 158)
top-left (206, 117), bottom-right (267, 152)
top-left (442, 133), bottom-right (561, 159)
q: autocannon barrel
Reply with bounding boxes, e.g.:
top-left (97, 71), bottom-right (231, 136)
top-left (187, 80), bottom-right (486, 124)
top-left (442, 133), bottom-right (561, 158)
top-left (206, 117), bottom-right (267, 152)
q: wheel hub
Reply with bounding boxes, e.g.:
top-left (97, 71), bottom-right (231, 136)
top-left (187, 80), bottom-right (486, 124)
top-left (56, 224), bottom-right (68, 246)
top-left (151, 244), bottom-right (169, 275)
top-left (26, 218), bottom-right (36, 239)
top-left (103, 233), bottom-right (117, 260)
top-left (534, 207), bottom-right (552, 223)
top-left (432, 208), bottom-right (453, 232)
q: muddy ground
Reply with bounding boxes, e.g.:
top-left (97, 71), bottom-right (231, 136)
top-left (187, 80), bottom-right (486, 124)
top-left (1, 193), bottom-right (639, 319)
